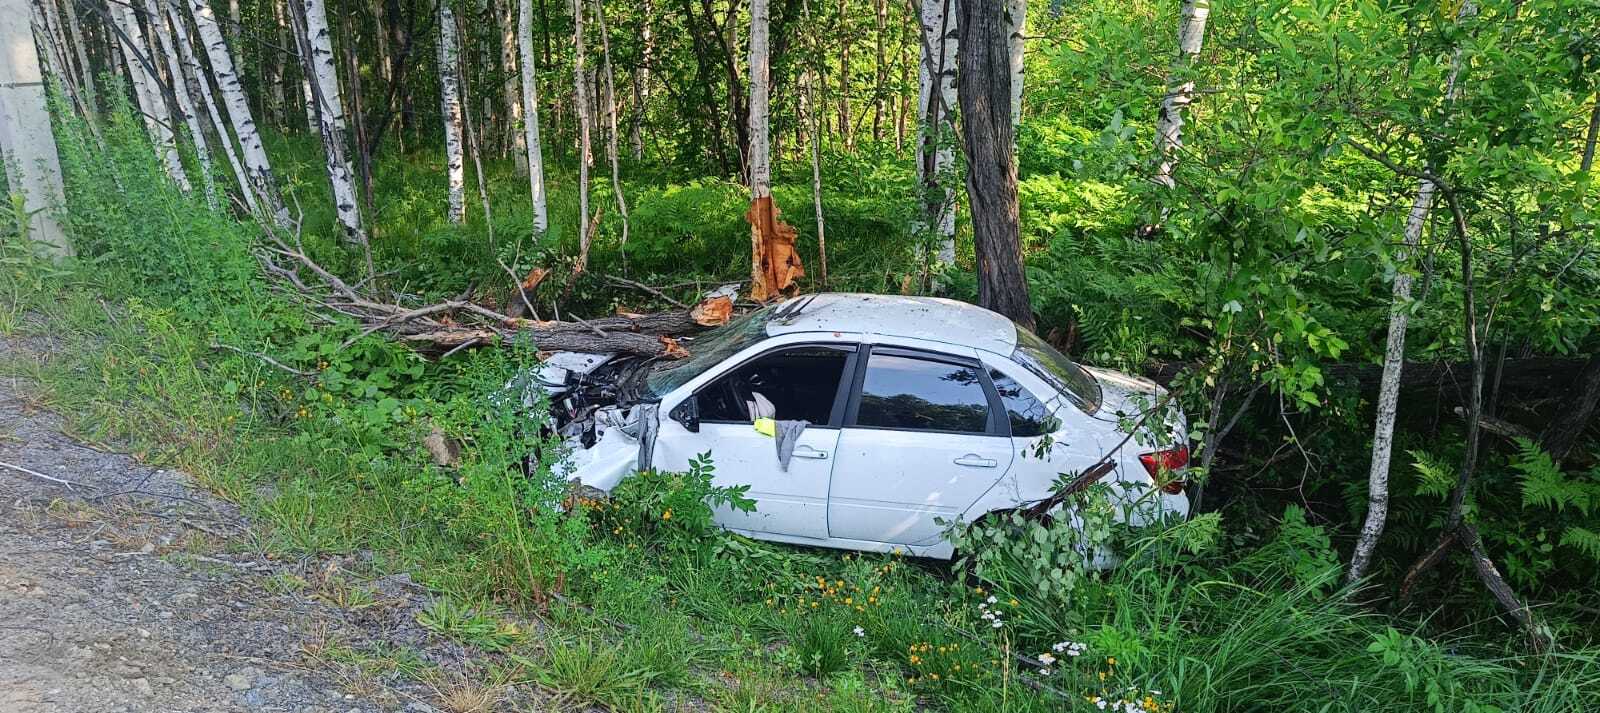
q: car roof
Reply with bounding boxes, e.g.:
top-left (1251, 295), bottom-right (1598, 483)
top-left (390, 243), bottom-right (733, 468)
top-left (763, 293), bottom-right (1020, 354)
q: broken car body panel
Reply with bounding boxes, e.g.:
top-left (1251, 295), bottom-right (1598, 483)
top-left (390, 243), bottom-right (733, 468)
top-left (535, 293), bottom-right (1190, 559)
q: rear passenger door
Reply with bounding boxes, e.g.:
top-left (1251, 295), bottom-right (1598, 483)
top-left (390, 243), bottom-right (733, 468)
top-left (826, 346), bottom-right (1015, 545)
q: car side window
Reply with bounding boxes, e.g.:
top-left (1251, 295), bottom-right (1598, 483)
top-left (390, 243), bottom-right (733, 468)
top-left (697, 346), bottom-right (851, 424)
top-left (854, 352), bottom-right (991, 433)
top-left (990, 369), bottom-right (1053, 437)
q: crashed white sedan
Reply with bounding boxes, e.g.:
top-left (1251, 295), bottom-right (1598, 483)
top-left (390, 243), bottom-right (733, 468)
top-left (526, 293), bottom-right (1190, 559)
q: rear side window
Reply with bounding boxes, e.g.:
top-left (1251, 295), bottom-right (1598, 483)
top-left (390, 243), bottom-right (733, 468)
top-left (990, 370), bottom-right (1053, 437)
top-left (698, 346), bottom-right (851, 424)
top-left (854, 353), bottom-right (990, 433)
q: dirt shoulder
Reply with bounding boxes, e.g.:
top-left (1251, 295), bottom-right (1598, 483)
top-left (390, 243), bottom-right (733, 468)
top-left (0, 345), bottom-right (479, 712)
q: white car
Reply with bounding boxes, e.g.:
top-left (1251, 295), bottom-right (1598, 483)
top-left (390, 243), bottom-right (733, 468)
top-left (525, 293), bottom-right (1190, 559)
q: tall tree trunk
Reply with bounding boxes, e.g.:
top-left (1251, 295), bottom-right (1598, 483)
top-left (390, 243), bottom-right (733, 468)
top-left (269, 0), bottom-right (289, 128)
top-left (518, 0), bottom-right (549, 232)
top-left (592, 0), bottom-right (629, 250)
top-left (571, 0), bottom-right (593, 270)
top-left (835, 0), bottom-right (851, 149)
top-left (30, 0), bottom-right (90, 122)
top-left (629, 0), bottom-right (654, 160)
top-left (872, 0), bottom-right (886, 141)
top-left (187, 0), bottom-right (290, 225)
top-left (338, 0), bottom-right (373, 211)
top-left (747, 0), bottom-right (771, 201)
top-left (1007, 0), bottom-right (1024, 129)
top-left (496, 0), bottom-right (527, 172)
top-left (166, 0), bottom-right (259, 216)
top-left (0, 0), bottom-right (73, 258)
top-left (1347, 0), bottom-right (1474, 585)
top-left (438, 0), bottom-right (466, 224)
top-left (293, 0), bottom-right (367, 244)
top-left (959, 0), bottom-right (1032, 329)
top-left (802, 0), bottom-right (826, 287)
top-left (917, 0), bottom-right (957, 267)
top-left (1152, 0), bottom-right (1209, 190)
top-left (110, 0), bottom-right (192, 191)
top-left (146, 0), bottom-right (216, 206)
top-left (61, 0), bottom-right (98, 106)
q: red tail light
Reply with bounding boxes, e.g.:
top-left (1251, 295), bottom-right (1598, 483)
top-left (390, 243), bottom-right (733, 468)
top-left (1139, 446), bottom-right (1190, 494)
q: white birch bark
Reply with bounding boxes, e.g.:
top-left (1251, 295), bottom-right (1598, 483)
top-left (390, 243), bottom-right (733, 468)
top-left (188, 0), bottom-right (290, 225)
top-left (1007, 0), bottom-right (1024, 129)
top-left (917, 0), bottom-right (957, 265)
top-left (146, 0), bottom-right (215, 205)
top-left (1347, 0), bottom-right (1476, 585)
top-left (518, 0), bottom-right (548, 232)
top-left (1, 0), bottom-right (73, 258)
top-left (802, 0), bottom-right (825, 286)
top-left (570, 0), bottom-right (592, 261)
top-left (438, 1), bottom-right (466, 224)
top-left (166, 0), bottom-right (258, 215)
top-left (111, 0), bottom-right (191, 191)
top-left (296, 0), bottom-right (366, 240)
top-left (747, 0), bottom-right (771, 199)
top-left (496, 0), bottom-right (526, 171)
top-left (593, 0), bottom-right (628, 246)
top-left (60, 0), bottom-right (96, 104)
top-left (269, 0), bottom-right (288, 128)
top-left (1152, 0), bottom-right (1209, 189)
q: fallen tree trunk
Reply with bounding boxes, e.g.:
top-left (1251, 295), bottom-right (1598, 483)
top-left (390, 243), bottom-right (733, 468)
top-left (257, 226), bottom-right (730, 358)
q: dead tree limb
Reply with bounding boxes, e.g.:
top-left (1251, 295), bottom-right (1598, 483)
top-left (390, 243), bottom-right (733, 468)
top-left (254, 224), bottom-right (731, 358)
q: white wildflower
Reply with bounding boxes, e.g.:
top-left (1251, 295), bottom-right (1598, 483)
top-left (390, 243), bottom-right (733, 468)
top-left (852, 626), bottom-right (865, 637)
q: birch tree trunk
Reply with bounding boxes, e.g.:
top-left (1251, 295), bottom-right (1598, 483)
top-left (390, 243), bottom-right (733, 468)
top-left (747, 0), bottom-right (771, 201)
top-left (166, 0), bottom-right (259, 216)
top-left (110, 0), bottom-right (191, 191)
top-left (592, 0), bottom-right (628, 249)
top-left (496, 0), bottom-right (527, 171)
top-left (438, 1), bottom-right (467, 224)
top-left (1152, 0), bottom-right (1209, 190)
top-left (1347, 0), bottom-right (1476, 585)
top-left (570, 0), bottom-right (593, 269)
top-left (917, 0), bottom-right (958, 266)
top-left (187, 0), bottom-right (290, 225)
top-left (269, 0), bottom-right (288, 128)
top-left (60, 0), bottom-right (97, 105)
top-left (1007, 0), bottom-right (1025, 129)
top-left (0, 0), bottom-right (73, 258)
top-left (959, 0), bottom-right (1032, 329)
top-left (146, 0), bottom-right (216, 205)
top-left (802, 0), bottom-right (826, 286)
top-left (294, 0), bottom-right (367, 242)
top-left (518, 0), bottom-right (549, 232)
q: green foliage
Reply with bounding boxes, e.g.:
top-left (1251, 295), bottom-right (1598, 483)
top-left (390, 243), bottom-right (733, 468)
top-left (601, 452), bottom-right (755, 551)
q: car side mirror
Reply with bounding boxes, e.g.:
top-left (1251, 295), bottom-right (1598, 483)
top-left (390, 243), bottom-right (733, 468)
top-left (669, 395), bottom-right (700, 433)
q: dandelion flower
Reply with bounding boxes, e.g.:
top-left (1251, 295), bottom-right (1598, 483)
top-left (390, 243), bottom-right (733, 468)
top-left (661, 509), bottom-right (672, 520)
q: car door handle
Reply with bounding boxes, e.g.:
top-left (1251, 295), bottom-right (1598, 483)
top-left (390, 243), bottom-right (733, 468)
top-left (953, 454), bottom-right (997, 468)
top-left (792, 446), bottom-right (829, 460)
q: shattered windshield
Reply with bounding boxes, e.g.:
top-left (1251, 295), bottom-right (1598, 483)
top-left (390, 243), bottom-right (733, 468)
top-left (1010, 327), bottom-right (1102, 415)
top-left (646, 305), bottom-right (777, 397)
